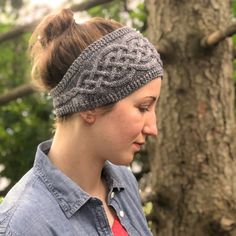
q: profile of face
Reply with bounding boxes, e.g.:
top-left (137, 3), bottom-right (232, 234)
top-left (88, 78), bottom-right (162, 166)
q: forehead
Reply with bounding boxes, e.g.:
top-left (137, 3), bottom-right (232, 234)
top-left (127, 78), bottom-right (161, 99)
top-left (95, 78), bottom-right (161, 115)
top-left (112, 78), bottom-right (161, 109)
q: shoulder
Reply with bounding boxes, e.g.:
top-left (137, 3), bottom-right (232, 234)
top-left (0, 169), bottom-right (60, 236)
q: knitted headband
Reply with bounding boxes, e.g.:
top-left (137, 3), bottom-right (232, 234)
top-left (50, 26), bottom-right (163, 117)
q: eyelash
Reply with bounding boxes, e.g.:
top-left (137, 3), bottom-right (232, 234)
top-left (139, 106), bottom-right (150, 113)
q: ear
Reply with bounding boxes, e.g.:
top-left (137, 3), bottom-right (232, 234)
top-left (79, 110), bottom-right (96, 124)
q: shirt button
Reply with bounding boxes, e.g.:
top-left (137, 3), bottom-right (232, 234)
top-left (111, 192), bottom-right (115, 199)
top-left (119, 210), bottom-right (124, 217)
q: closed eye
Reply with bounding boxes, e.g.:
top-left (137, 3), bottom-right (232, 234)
top-left (137, 96), bottom-right (160, 113)
top-left (138, 106), bottom-right (150, 113)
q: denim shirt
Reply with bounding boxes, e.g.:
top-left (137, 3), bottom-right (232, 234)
top-left (0, 140), bottom-right (152, 236)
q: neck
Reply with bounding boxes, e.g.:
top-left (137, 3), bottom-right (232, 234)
top-left (48, 120), bottom-right (106, 197)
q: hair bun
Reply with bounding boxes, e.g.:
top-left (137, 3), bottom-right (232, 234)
top-left (38, 8), bottom-right (75, 46)
top-left (29, 9), bottom-right (123, 92)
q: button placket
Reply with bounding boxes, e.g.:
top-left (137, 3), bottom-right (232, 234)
top-left (91, 198), bottom-right (112, 236)
top-left (110, 191), bottom-right (115, 199)
top-left (119, 210), bottom-right (124, 218)
top-left (108, 190), bottom-right (116, 203)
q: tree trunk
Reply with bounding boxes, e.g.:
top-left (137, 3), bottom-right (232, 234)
top-left (145, 0), bottom-right (236, 235)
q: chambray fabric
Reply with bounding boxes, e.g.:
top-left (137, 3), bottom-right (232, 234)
top-left (0, 140), bottom-right (152, 236)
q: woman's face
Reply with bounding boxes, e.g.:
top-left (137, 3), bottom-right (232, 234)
top-left (91, 78), bottom-right (162, 165)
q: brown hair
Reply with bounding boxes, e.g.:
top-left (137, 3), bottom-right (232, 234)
top-left (29, 8), bottom-right (123, 91)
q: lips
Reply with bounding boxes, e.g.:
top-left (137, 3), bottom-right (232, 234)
top-left (134, 141), bottom-right (145, 146)
top-left (133, 142), bottom-right (145, 151)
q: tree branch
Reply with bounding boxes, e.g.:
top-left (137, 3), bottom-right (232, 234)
top-left (0, 21), bottom-right (39, 43)
top-left (70, 0), bottom-right (114, 12)
top-left (0, 84), bottom-right (36, 105)
top-left (0, 0), bottom-right (114, 44)
top-left (201, 22), bottom-right (236, 48)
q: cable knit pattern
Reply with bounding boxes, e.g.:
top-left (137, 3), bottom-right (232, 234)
top-left (50, 26), bottom-right (163, 117)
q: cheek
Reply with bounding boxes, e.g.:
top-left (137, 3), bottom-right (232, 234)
top-left (114, 113), bottom-right (144, 140)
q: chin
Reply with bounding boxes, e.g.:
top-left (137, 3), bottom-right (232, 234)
top-left (110, 154), bottom-right (134, 166)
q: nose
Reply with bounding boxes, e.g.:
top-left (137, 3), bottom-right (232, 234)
top-left (142, 112), bottom-right (158, 137)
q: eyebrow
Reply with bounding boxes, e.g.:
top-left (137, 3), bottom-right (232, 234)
top-left (144, 96), bottom-right (157, 101)
top-left (143, 96), bottom-right (161, 107)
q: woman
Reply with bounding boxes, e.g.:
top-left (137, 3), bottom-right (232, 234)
top-left (0, 8), bottom-right (163, 236)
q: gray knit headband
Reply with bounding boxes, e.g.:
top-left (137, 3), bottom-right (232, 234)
top-left (50, 26), bottom-right (163, 117)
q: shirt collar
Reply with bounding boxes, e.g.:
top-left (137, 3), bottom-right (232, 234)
top-left (33, 140), bottom-right (125, 218)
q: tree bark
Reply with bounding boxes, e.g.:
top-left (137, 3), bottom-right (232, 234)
top-left (145, 0), bottom-right (236, 235)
